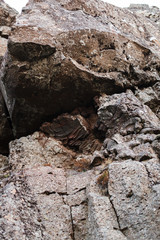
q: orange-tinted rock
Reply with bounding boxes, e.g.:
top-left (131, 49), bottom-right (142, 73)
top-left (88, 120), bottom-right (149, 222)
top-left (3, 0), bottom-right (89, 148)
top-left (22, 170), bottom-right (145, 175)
top-left (41, 114), bottom-right (89, 147)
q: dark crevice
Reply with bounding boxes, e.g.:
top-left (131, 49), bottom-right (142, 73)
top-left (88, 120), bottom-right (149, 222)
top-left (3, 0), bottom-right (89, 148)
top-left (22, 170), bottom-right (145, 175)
top-left (40, 191), bottom-right (67, 196)
top-left (108, 191), bottom-right (128, 238)
top-left (121, 227), bottom-right (129, 235)
top-left (143, 164), bottom-right (153, 188)
top-left (70, 206), bottom-right (75, 240)
top-left (72, 187), bottom-right (87, 195)
top-left (68, 200), bottom-right (87, 208)
top-left (108, 195), bottom-right (121, 229)
top-left (40, 187), bottom-right (86, 196)
top-left (0, 33), bottom-right (8, 39)
top-left (2, 97), bottom-right (15, 138)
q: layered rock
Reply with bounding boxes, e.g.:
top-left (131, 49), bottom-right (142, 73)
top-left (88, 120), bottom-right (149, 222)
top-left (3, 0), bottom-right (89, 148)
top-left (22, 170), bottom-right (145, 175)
top-left (0, 1), bottom-right (160, 240)
top-left (0, 0), bottom-right (160, 137)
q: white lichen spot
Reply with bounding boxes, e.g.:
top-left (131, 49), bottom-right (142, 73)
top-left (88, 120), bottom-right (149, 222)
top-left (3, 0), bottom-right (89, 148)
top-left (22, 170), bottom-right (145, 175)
top-left (80, 40), bottom-right (85, 46)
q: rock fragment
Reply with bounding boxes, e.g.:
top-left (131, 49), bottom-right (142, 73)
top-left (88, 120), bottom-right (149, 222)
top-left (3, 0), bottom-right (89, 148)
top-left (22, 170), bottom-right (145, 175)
top-left (41, 114), bottom-right (89, 147)
top-left (97, 90), bottom-right (160, 137)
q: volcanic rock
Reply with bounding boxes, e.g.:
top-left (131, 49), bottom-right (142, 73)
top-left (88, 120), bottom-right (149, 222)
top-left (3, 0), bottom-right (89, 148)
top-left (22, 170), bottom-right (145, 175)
top-left (108, 160), bottom-right (160, 240)
top-left (97, 91), bottom-right (160, 163)
top-left (135, 85), bottom-right (160, 119)
top-left (0, 1), bottom-right (160, 240)
top-left (1, 0), bottom-right (160, 137)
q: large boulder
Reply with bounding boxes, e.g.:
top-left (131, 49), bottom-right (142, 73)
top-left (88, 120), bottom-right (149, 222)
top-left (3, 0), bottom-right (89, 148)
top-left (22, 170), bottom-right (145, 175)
top-left (0, 0), bottom-right (160, 137)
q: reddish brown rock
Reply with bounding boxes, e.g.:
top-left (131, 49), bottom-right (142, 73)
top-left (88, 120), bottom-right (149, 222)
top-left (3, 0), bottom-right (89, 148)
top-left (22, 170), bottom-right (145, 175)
top-left (41, 113), bottom-right (89, 147)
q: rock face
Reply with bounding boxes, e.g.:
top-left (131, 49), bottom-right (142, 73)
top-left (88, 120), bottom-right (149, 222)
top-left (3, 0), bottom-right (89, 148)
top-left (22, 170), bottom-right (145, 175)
top-left (0, 0), bottom-right (17, 64)
top-left (128, 4), bottom-right (160, 28)
top-left (0, 1), bottom-right (160, 240)
top-left (0, 0), bottom-right (160, 137)
top-left (0, 93), bottom-right (13, 154)
top-left (0, 90), bottom-right (160, 239)
top-left (0, 1), bottom-right (17, 154)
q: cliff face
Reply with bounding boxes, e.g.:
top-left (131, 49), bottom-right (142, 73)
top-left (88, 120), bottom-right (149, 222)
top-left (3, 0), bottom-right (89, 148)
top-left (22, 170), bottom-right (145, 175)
top-left (0, 1), bottom-right (160, 240)
top-left (0, 0), bottom-right (17, 154)
top-left (0, 0), bottom-right (160, 137)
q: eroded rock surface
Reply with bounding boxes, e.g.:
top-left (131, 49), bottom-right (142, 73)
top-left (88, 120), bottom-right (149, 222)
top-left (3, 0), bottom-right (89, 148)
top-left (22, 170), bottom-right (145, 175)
top-left (41, 113), bottom-right (89, 147)
top-left (0, 1), bottom-right (160, 240)
top-left (0, 1), bottom-right (17, 154)
top-left (128, 4), bottom-right (160, 28)
top-left (1, 88), bottom-right (160, 239)
top-left (0, 0), bottom-right (160, 137)
top-left (0, 0), bottom-right (17, 64)
top-left (0, 93), bottom-right (13, 154)
top-left (108, 160), bottom-right (160, 240)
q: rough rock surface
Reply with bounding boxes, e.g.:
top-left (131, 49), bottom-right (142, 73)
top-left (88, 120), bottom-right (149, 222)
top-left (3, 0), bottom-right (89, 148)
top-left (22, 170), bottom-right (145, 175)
top-left (0, 1), bottom-right (17, 154)
top-left (0, 1), bottom-right (160, 240)
top-left (128, 4), bottom-right (160, 28)
top-left (41, 113), bottom-right (89, 147)
top-left (135, 84), bottom-right (160, 118)
top-left (1, 88), bottom-right (160, 239)
top-left (108, 160), bottom-right (160, 240)
top-left (0, 93), bottom-right (13, 154)
top-left (0, 0), bottom-right (160, 137)
top-left (0, 0), bottom-right (17, 64)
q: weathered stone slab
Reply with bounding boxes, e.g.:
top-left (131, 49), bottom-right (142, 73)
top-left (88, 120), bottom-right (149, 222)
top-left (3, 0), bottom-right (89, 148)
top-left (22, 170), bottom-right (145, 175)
top-left (9, 131), bottom-right (74, 169)
top-left (25, 166), bottom-right (67, 194)
top-left (108, 160), bottom-right (160, 240)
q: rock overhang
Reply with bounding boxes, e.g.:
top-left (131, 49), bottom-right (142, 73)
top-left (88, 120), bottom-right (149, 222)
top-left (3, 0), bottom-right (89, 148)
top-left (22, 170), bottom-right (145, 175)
top-left (0, 0), bottom-right (160, 138)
